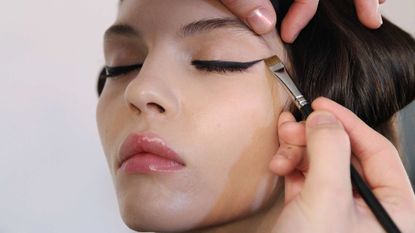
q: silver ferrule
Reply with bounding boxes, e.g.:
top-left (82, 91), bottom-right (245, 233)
top-left (294, 95), bottom-right (309, 108)
top-left (268, 63), bottom-right (309, 108)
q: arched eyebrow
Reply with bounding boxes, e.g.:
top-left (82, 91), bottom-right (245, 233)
top-left (104, 24), bottom-right (139, 41)
top-left (104, 17), bottom-right (256, 41)
top-left (179, 17), bottom-right (256, 37)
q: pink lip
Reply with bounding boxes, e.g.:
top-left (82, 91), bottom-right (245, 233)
top-left (118, 132), bottom-right (185, 174)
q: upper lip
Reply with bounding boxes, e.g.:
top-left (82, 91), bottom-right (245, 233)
top-left (118, 132), bottom-right (185, 168)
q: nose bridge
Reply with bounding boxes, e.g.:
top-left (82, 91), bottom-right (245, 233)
top-left (124, 52), bottom-right (181, 119)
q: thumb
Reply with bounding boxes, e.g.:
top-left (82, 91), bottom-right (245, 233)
top-left (302, 111), bottom-right (353, 206)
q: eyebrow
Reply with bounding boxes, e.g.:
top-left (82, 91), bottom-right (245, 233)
top-left (104, 17), bottom-right (256, 41)
top-left (179, 17), bottom-right (255, 37)
top-left (104, 24), bottom-right (139, 41)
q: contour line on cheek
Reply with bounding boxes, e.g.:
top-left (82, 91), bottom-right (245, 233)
top-left (250, 175), bottom-right (279, 211)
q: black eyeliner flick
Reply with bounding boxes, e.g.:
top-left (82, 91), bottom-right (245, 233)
top-left (192, 59), bottom-right (262, 73)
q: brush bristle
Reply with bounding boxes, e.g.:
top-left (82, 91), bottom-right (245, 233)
top-left (264, 55), bottom-right (284, 71)
top-left (264, 56), bottom-right (282, 67)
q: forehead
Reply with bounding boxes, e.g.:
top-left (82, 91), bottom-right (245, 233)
top-left (116, 0), bottom-right (235, 33)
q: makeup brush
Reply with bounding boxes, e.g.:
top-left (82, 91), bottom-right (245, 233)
top-left (264, 55), bottom-right (401, 233)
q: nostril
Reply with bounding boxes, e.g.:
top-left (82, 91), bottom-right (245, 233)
top-left (147, 102), bottom-right (166, 113)
top-left (129, 103), bottom-right (142, 114)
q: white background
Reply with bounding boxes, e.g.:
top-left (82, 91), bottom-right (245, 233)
top-left (0, 1), bottom-right (414, 233)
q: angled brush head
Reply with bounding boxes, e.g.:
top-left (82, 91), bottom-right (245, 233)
top-left (264, 55), bottom-right (309, 110)
top-left (264, 55), bottom-right (285, 71)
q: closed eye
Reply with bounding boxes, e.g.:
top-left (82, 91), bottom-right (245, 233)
top-left (191, 59), bottom-right (262, 73)
top-left (103, 59), bottom-right (262, 79)
top-left (104, 64), bottom-right (143, 79)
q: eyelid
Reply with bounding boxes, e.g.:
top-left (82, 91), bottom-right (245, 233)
top-left (103, 59), bottom-right (263, 79)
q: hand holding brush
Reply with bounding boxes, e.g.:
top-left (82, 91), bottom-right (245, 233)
top-left (268, 97), bottom-right (415, 233)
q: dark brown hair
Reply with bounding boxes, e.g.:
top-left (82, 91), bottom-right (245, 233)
top-left (271, 0), bottom-right (415, 144)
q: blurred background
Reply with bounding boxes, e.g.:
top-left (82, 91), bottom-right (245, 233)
top-left (0, 1), bottom-right (413, 233)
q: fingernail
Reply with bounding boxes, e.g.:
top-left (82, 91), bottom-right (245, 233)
top-left (246, 7), bottom-right (273, 34)
top-left (308, 112), bottom-right (337, 128)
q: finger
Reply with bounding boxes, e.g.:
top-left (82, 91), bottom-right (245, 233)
top-left (284, 170), bottom-right (305, 204)
top-left (280, 0), bottom-right (319, 43)
top-left (271, 111), bottom-right (308, 175)
top-left (220, 0), bottom-right (276, 34)
top-left (271, 112), bottom-right (303, 174)
top-left (278, 111), bottom-right (297, 128)
top-left (270, 144), bottom-right (307, 175)
top-left (278, 112), bottom-right (306, 146)
top-left (312, 97), bottom-right (413, 196)
top-left (302, 111), bottom-right (353, 204)
top-left (354, 0), bottom-right (383, 29)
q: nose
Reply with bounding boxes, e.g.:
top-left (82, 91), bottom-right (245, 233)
top-left (124, 66), bottom-right (179, 119)
top-left (127, 91), bottom-right (166, 115)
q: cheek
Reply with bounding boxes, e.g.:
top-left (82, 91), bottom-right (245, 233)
top-left (96, 95), bottom-right (127, 172)
top-left (182, 80), bottom-right (284, 225)
top-left (95, 69), bottom-right (286, 231)
top-left (96, 98), bottom-right (109, 152)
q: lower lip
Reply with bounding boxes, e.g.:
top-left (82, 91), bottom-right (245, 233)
top-left (120, 153), bottom-right (185, 174)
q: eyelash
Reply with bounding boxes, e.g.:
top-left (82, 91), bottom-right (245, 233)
top-left (104, 59), bottom-right (262, 79)
top-left (104, 64), bottom-right (142, 79)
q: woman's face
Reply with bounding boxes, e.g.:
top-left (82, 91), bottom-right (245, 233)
top-left (96, 0), bottom-right (286, 232)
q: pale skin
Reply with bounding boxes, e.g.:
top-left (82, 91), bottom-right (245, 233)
top-left (96, 0), bottom-right (415, 232)
top-left (98, 1), bottom-right (289, 232)
top-left (220, 0), bottom-right (385, 42)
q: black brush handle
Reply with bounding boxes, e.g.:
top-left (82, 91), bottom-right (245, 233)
top-left (350, 166), bottom-right (401, 233)
top-left (300, 104), bottom-right (313, 119)
top-left (300, 103), bottom-right (401, 233)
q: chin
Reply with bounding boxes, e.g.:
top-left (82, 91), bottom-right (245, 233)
top-left (120, 205), bottom-right (187, 233)
top-left (118, 196), bottom-right (269, 233)
top-left (117, 196), bottom-right (251, 233)
top-left (117, 194), bottom-right (207, 233)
